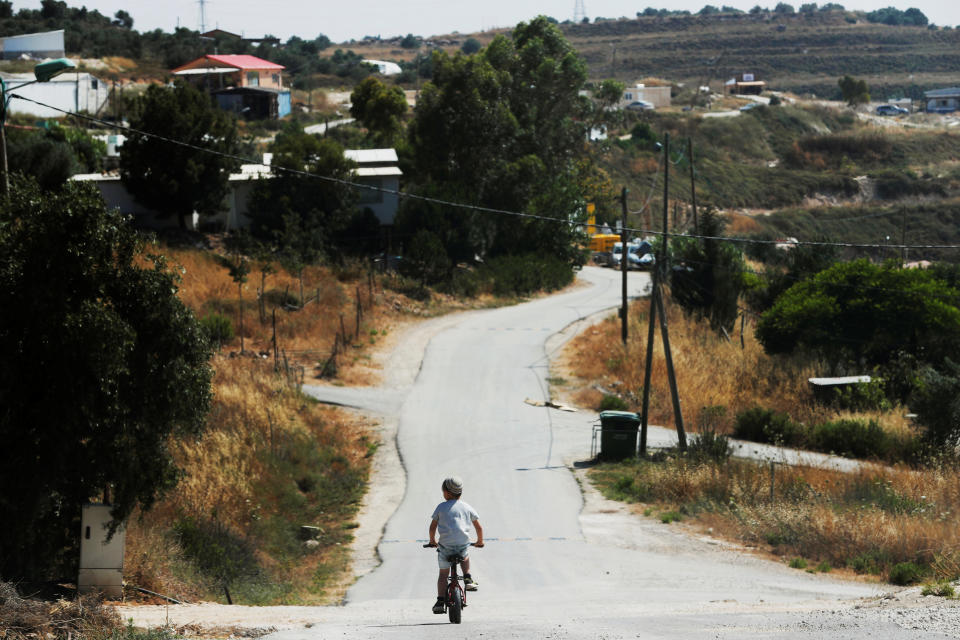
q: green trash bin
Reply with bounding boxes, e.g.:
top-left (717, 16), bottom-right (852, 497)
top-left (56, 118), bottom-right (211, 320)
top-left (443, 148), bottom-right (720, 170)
top-left (598, 410), bottom-right (640, 461)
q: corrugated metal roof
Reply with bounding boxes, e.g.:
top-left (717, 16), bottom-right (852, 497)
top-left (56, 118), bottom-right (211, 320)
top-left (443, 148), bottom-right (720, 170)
top-left (355, 167), bottom-right (403, 177)
top-left (925, 87), bottom-right (960, 98)
top-left (344, 148), bottom-right (399, 164)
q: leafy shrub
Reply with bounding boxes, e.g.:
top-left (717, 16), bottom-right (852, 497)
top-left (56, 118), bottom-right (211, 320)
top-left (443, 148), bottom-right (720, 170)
top-left (910, 361), bottom-right (960, 447)
top-left (599, 394), bottom-right (629, 411)
top-left (199, 313), bottom-right (234, 348)
top-left (689, 427), bottom-right (731, 464)
top-left (789, 557), bottom-right (808, 569)
top-left (889, 561), bottom-right (928, 586)
top-left (830, 379), bottom-right (890, 412)
top-left (733, 407), bottom-right (802, 446)
top-left (848, 550), bottom-right (890, 575)
top-left (921, 582), bottom-right (955, 597)
top-left (816, 560), bottom-right (832, 572)
top-left (872, 169), bottom-right (946, 200)
top-left (660, 511), bottom-right (682, 523)
top-left (483, 254), bottom-right (575, 297)
top-left (809, 419), bottom-right (890, 459)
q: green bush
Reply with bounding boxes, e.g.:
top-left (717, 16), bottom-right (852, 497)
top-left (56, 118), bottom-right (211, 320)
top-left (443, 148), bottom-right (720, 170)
top-left (200, 313), bottom-right (234, 348)
top-left (483, 254), bottom-right (575, 297)
top-left (688, 427), bottom-right (731, 464)
top-left (733, 407), bottom-right (803, 446)
top-left (809, 419), bottom-right (890, 459)
top-left (599, 394), bottom-right (629, 411)
top-left (830, 379), bottom-right (890, 412)
top-left (889, 561), bottom-right (927, 585)
top-left (848, 550), bottom-right (890, 575)
top-left (789, 557), bottom-right (808, 569)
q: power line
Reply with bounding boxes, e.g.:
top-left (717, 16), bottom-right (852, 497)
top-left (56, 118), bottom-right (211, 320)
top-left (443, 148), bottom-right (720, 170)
top-left (17, 92), bottom-right (960, 253)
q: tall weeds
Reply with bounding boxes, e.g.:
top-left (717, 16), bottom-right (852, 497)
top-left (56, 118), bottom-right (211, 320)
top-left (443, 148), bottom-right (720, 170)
top-left (591, 457), bottom-right (960, 583)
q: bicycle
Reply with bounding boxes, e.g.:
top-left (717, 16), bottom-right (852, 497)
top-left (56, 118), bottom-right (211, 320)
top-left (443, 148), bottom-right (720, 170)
top-left (424, 541), bottom-right (482, 624)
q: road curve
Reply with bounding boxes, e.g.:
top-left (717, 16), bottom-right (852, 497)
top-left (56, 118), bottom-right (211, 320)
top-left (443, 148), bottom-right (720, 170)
top-left (265, 266), bottom-right (920, 639)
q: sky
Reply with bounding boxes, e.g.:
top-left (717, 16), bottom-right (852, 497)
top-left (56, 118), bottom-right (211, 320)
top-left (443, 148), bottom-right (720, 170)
top-left (15, 0), bottom-right (960, 43)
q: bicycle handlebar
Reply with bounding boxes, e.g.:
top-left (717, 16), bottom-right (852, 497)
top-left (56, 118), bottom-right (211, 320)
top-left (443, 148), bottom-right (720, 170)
top-left (423, 542), bottom-right (484, 548)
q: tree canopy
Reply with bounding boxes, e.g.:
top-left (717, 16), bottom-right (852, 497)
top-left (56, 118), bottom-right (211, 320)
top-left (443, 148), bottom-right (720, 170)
top-left (756, 260), bottom-right (960, 371)
top-left (0, 178), bottom-right (212, 581)
top-left (120, 82), bottom-right (239, 229)
top-left (401, 16), bottom-right (592, 266)
top-left (838, 75), bottom-right (870, 106)
top-left (247, 123), bottom-right (359, 265)
top-left (349, 77), bottom-right (408, 145)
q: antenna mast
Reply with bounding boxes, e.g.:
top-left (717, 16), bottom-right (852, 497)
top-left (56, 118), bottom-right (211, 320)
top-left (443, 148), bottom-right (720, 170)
top-left (574, 0), bottom-right (586, 23)
top-left (198, 0), bottom-right (207, 33)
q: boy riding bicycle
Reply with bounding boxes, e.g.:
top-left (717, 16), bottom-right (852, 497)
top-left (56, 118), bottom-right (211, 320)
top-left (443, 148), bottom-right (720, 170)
top-left (427, 476), bottom-right (484, 614)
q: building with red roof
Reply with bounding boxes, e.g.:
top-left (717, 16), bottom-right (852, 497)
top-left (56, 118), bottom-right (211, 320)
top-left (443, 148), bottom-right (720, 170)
top-left (172, 54), bottom-right (290, 119)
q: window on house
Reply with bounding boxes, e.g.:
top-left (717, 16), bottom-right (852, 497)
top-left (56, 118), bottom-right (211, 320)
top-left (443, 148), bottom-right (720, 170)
top-left (91, 79), bottom-right (98, 90)
top-left (247, 71), bottom-right (259, 87)
top-left (272, 74), bottom-right (280, 85)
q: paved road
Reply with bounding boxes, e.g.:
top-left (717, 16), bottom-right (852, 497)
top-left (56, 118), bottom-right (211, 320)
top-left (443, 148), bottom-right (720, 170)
top-left (264, 266), bottom-right (938, 638)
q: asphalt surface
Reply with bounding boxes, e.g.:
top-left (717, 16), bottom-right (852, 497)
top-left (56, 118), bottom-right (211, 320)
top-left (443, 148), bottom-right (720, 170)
top-left (261, 266), bottom-right (959, 639)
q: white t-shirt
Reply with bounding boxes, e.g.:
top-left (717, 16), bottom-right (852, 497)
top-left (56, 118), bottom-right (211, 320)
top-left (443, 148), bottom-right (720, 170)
top-left (431, 498), bottom-right (479, 547)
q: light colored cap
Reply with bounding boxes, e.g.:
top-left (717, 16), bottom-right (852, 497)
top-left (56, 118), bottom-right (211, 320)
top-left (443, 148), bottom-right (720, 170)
top-left (443, 476), bottom-right (463, 496)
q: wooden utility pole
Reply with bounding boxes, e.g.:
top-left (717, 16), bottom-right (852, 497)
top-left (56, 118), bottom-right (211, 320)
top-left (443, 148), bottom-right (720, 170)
top-left (688, 138), bottom-right (699, 234)
top-left (620, 187), bottom-right (629, 345)
top-left (638, 132), bottom-right (687, 454)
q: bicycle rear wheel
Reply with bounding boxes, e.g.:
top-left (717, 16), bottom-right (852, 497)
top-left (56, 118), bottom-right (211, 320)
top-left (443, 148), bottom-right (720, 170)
top-left (447, 586), bottom-right (462, 624)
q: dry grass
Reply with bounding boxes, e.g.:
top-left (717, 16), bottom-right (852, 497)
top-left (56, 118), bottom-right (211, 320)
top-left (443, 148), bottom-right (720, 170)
top-left (591, 457), bottom-right (960, 582)
top-left (0, 581), bottom-right (123, 640)
top-left (122, 244), bottom-right (435, 604)
top-left (557, 293), bottom-right (844, 432)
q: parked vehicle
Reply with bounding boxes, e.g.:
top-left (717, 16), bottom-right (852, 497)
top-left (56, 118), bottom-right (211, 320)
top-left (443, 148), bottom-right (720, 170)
top-left (739, 102), bottom-right (762, 112)
top-left (610, 242), bottom-right (655, 270)
top-left (876, 104), bottom-right (909, 116)
top-left (625, 100), bottom-right (655, 111)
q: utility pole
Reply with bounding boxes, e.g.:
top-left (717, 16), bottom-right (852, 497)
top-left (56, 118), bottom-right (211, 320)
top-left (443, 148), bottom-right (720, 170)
top-left (620, 187), bottom-right (629, 345)
top-left (688, 138), bottom-right (699, 234)
top-left (638, 132), bottom-right (687, 454)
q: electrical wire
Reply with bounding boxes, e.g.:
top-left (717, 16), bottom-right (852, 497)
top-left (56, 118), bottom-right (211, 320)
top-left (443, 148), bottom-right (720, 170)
top-left (16, 92), bottom-right (960, 253)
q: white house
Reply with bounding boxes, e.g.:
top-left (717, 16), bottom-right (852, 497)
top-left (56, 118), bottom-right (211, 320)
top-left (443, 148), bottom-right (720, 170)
top-left (620, 83), bottom-right (672, 109)
top-left (72, 148), bottom-right (403, 231)
top-left (1, 70), bottom-right (110, 117)
top-left (343, 148), bottom-right (402, 225)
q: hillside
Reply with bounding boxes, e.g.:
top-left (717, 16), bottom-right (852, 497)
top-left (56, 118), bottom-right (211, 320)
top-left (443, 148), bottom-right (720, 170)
top-left (559, 11), bottom-right (960, 98)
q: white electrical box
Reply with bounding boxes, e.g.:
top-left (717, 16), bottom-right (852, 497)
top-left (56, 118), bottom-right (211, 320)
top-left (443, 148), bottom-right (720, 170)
top-left (78, 504), bottom-right (125, 599)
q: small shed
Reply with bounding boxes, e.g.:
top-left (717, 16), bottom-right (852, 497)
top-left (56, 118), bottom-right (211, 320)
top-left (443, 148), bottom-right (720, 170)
top-left (808, 375), bottom-right (871, 403)
top-left (0, 70), bottom-right (109, 117)
top-left (725, 73), bottom-right (766, 95)
top-left (924, 88), bottom-right (960, 113)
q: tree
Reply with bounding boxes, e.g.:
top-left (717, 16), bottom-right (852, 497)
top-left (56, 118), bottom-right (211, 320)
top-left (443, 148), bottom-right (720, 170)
top-left (669, 209), bottom-right (747, 334)
top-left (400, 33), bottom-right (420, 49)
top-left (112, 9), bottom-right (133, 28)
top-left (0, 178), bottom-right (213, 581)
top-left (402, 16), bottom-right (591, 268)
top-left (349, 76), bottom-right (408, 145)
top-left (774, 2), bottom-right (796, 13)
top-left (756, 260), bottom-right (960, 372)
top-left (837, 75), bottom-right (870, 106)
top-left (461, 38), bottom-right (482, 54)
top-left (247, 123), bottom-right (358, 265)
top-left (120, 82), bottom-right (239, 229)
